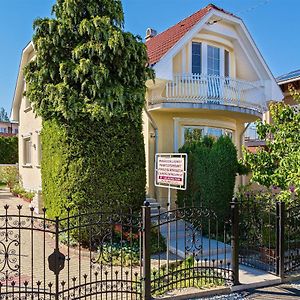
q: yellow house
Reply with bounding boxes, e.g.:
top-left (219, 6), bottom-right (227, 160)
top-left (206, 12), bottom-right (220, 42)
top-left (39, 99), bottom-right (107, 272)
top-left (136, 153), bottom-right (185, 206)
top-left (143, 4), bottom-right (283, 206)
top-left (11, 4), bottom-right (283, 211)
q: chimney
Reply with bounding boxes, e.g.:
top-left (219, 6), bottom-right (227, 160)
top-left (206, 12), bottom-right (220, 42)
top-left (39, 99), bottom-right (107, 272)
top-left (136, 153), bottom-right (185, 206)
top-left (145, 28), bottom-right (157, 41)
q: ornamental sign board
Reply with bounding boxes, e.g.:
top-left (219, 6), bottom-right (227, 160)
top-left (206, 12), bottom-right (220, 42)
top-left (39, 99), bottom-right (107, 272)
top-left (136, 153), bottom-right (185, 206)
top-left (155, 153), bottom-right (187, 190)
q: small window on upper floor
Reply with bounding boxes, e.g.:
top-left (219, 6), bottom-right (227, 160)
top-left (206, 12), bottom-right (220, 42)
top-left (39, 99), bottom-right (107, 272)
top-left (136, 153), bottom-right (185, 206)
top-left (192, 42), bottom-right (202, 75)
top-left (24, 97), bottom-right (31, 111)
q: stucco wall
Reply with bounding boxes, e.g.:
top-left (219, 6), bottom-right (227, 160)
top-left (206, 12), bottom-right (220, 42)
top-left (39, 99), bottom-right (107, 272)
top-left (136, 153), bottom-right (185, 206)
top-left (18, 95), bottom-right (42, 193)
top-left (144, 109), bottom-right (249, 206)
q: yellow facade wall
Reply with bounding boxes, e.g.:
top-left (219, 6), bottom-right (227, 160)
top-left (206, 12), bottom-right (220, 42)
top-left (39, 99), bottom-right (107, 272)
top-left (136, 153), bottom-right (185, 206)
top-left (144, 109), bottom-right (249, 206)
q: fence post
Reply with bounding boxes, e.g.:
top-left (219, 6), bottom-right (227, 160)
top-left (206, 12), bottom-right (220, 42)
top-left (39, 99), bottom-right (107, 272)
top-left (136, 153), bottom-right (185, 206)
top-left (231, 197), bottom-right (240, 285)
top-left (142, 201), bottom-right (151, 300)
top-left (276, 201), bottom-right (285, 278)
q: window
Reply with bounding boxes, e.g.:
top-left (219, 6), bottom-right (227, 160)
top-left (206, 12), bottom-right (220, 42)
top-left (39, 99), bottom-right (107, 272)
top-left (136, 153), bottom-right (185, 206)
top-left (224, 50), bottom-right (230, 77)
top-left (14, 128), bottom-right (18, 134)
top-left (24, 97), bottom-right (31, 111)
top-left (207, 45), bottom-right (220, 76)
top-left (37, 133), bottom-right (42, 166)
top-left (0, 128), bottom-right (7, 133)
top-left (23, 137), bottom-right (32, 165)
top-left (192, 42), bottom-right (202, 74)
top-left (183, 126), bottom-right (232, 144)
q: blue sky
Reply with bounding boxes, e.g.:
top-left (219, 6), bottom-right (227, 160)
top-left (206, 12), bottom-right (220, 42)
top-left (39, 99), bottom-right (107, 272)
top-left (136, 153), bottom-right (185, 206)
top-left (0, 0), bottom-right (299, 115)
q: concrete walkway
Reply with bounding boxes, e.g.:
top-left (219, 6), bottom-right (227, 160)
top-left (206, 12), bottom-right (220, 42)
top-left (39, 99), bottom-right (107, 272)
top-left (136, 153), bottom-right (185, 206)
top-left (158, 217), bottom-right (280, 287)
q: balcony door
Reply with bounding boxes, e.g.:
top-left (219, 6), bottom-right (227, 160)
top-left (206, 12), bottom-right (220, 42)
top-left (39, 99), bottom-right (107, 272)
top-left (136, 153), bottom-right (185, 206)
top-left (207, 45), bottom-right (221, 100)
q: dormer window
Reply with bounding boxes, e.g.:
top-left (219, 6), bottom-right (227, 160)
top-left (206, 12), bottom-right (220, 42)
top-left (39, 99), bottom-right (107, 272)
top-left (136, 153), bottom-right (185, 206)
top-left (190, 43), bottom-right (230, 77)
top-left (207, 45), bottom-right (220, 76)
top-left (192, 42), bottom-right (202, 74)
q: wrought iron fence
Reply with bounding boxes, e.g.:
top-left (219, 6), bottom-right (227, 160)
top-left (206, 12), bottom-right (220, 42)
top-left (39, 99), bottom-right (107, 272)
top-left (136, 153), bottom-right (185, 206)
top-left (0, 202), bottom-right (236, 299)
top-left (285, 204), bottom-right (300, 274)
top-left (238, 196), bottom-right (278, 274)
top-left (146, 203), bottom-right (235, 297)
top-left (0, 205), bottom-right (143, 299)
top-left (237, 195), bottom-right (300, 278)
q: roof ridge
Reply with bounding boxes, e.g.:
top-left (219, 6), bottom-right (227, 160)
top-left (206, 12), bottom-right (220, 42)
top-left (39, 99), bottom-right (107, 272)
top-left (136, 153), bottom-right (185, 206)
top-left (146, 4), bottom-right (212, 43)
top-left (145, 4), bottom-right (239, 65)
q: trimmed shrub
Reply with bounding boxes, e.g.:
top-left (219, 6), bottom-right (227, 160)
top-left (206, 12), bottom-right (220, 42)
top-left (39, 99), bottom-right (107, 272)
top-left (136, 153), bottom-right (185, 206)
top-left (0, 136), bottom-right (18, 164)
top-left (41, 118), bottom-right (145, 218)
top-left (178, 136), bottom-right (244, 220)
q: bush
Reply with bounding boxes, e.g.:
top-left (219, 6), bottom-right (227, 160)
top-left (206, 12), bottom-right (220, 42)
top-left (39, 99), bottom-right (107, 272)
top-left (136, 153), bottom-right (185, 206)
top-left (178, 136), bottom-right (245, 221)
top-left (11, 184), bottom-right (35, 201)
top-left (0, 136), bottom-right (18, 164)
top-left (0, 166), bottom-right (19, 190)
top-left (41, 118), bottom-right (146, 219)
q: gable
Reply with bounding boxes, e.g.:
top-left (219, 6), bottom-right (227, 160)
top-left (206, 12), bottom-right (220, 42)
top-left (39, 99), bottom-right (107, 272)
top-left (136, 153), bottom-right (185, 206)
top-left (146, 4), bottom-right (237, 66)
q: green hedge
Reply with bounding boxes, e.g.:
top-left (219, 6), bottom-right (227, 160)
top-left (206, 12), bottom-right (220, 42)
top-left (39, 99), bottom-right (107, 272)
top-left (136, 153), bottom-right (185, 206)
top-left (41, 118), bottom-right (145, 218)
top-left (0, 136), bottom-right (18, 164)
top-left (178, 136), bottom-right (242, 220)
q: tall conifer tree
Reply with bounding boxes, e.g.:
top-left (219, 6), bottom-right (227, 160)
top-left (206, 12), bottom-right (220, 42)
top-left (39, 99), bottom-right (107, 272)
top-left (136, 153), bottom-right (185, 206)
top-left (24, 0), bottom-right (152, 216)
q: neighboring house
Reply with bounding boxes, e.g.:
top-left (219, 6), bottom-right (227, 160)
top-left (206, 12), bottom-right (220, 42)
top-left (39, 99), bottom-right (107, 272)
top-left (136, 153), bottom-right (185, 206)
top-left (11, 4), bottom-right (283, 210)
top-left (244, 69), bottom-right (300, 152)
top-left (277, 69), bottom-right (300, 106)
top-left (0, 120), bottom-right (18, 137)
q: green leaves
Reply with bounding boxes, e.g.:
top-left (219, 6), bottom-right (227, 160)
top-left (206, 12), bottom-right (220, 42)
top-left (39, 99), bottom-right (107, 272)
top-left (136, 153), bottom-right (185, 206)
top-left (0, 136), bottom-right (18, 164)
top-left (25, 0), bottom-right (151, 123)
top-left (178, 136), bottom-right (242, 220)
top-left (243, 88), bottom-right (300, 203)
top-left (25, 0), bottom-right (149, 215)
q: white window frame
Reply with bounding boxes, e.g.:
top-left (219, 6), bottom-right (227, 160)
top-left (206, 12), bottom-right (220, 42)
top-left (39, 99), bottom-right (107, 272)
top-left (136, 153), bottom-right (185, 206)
top-left (22, 134), bottom-right (32, 167)
top-left (36, 131), bottom-right (42, 167)
top-left (190, 42), bottom-right (227, 76)
top-left (182, 125), bottom-right (233, 144)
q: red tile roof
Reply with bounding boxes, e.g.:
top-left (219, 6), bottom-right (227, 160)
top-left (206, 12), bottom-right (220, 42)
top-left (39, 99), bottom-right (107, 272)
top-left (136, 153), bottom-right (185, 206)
top-left (146, 4), bottom-right (237, 65)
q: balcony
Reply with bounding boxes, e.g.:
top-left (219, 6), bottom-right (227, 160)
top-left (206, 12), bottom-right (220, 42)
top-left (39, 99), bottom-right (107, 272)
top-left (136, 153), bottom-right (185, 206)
top-left (148, 74), bottom-right (265, 114)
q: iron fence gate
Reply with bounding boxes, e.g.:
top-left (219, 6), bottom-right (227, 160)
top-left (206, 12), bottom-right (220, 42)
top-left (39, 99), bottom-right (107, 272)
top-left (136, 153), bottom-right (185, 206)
top-left (0, 202), bottom-right (236, 299)
top-left (238, 196), bottom-right (300, 278)
top-left (146, 203), bottom-right (235, 297)
top-left (0, 205), bottom-right (143, 299)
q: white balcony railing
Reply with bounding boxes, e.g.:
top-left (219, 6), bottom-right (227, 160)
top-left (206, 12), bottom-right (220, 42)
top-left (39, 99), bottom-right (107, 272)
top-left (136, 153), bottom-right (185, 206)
top-left (149, 74), bottom-right (265, 113)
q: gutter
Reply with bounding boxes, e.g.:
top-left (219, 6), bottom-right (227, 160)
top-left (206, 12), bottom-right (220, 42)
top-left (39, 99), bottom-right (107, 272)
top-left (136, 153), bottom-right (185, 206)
top-left (143, 106), bottom-right (158, 200)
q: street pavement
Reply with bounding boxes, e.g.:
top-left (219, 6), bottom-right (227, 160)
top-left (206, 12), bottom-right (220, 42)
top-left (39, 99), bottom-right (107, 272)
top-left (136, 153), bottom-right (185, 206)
top-left (199, 282), bottom-right (300, 299)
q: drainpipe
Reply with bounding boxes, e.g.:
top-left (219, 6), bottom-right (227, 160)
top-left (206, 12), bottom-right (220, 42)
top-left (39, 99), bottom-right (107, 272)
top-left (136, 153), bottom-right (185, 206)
top-left (240, 122), bottom-right (251, 150)
top-left (239, 122), bottom-right (251, 186)
top-left (144, 106), bottom-right (158, 201)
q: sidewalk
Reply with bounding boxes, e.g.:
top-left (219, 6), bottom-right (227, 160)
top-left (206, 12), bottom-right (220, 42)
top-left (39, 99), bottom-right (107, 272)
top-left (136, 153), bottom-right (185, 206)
top-left (199, 281), bottom-right (300, 299)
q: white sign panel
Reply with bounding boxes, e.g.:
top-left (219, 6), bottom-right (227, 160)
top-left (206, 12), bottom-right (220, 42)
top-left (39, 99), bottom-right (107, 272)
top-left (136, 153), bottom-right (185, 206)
top-left (155, 153), bottom-right (187, 190)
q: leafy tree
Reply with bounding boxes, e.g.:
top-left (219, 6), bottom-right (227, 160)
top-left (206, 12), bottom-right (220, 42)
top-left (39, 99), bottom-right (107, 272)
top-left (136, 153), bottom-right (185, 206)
top-left (243, 86), bottom-right (300, 203)
top-left (0, 108), bottom-right (9, 122)
top-left (24, 0), bottom-right (152, 216)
